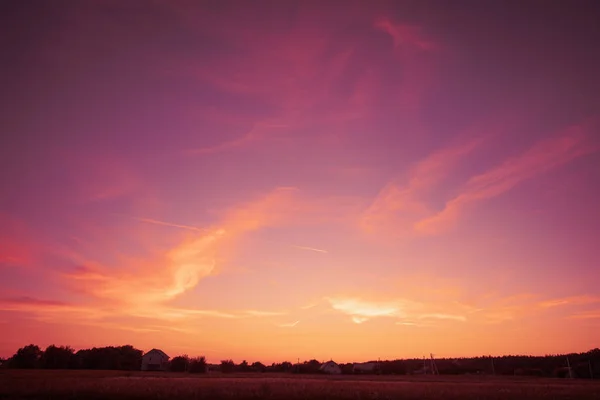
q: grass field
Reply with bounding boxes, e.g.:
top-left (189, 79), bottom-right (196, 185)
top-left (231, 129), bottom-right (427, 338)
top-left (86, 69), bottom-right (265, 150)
top-left (2, 370), bottom-right (600, 399)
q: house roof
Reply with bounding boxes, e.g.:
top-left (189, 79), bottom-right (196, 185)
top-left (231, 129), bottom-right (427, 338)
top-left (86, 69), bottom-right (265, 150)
top-left (320, 361), bottom-right (339, 368)
top-left (143, 348), bottom-right (169, 359)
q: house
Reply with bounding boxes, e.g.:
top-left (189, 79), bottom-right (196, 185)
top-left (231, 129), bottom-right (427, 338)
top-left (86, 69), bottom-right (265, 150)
top-left (353, 362), bottom-right (379, 374)
top-left (141, 349), bottom-right (169, 371)
top-left (319, 360), bottom-right (342, 374)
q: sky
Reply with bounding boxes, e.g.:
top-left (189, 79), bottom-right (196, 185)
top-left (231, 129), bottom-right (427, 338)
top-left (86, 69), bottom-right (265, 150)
top-left (1, 0), bottom-right (600, 363)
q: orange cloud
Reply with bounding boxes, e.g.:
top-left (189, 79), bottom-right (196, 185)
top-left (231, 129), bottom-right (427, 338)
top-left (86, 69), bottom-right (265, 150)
top-left (64, 187), bottom-right (298, 303)
top-left (327, 297), bottom-right (410, 322)
top-left (538, 295), bottom-right (600, 308)
top-left (568, 311), bottom-right (600, 320)
top-left (325, 290), bottom-right (558, 328)
top-left (277, 320), bottom-right (300, 328)
top-left (418, 313), bottom-right (466, 322)
top-left (326, 297), bottom-right (472, 326)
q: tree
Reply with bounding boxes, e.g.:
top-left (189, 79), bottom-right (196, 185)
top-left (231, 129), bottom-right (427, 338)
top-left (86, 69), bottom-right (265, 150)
top-left (188, 356), bottom-right (207, 373)
top-left (238, 360), bottom-right (250, 372)
top-left (220, 359), bottom-right (235, 373)
top-left (117, 345), bottom-right (143, 370)
top-left (71, 345), bottom-right (142, 370)
top-left (9, 344), bottom-right (42, 369)
top-left (40, 345), bottom-right (74, 369)
top-left (251, 361), bottom-right (266, 372)
top-left (170, 355), bottom-right (190, 372)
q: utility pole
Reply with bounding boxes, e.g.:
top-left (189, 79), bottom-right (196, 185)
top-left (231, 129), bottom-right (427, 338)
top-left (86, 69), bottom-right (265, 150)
top-left (430, 354), bottom-right (439, 375)
top-left (491, 356), bottom-right (496, 376)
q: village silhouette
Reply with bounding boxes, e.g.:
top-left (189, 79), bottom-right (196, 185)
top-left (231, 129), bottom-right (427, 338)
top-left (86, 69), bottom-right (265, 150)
top-left (3, 344), bottom-right (599, 379)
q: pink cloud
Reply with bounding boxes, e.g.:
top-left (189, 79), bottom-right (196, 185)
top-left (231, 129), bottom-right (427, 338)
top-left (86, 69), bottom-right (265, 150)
top-left (416, 121), bottom-right (598, 234)
top-left (0, 214), bottom-right (40, 268)
top-left (375, 18), bottom-right (438, 51)
top-left (361, 137), bottom-right (484, 234)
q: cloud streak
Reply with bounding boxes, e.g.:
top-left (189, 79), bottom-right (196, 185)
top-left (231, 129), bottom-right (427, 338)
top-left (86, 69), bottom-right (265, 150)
top-left (293, 245), bottom-right (328, 254)
top-left (132, 217), bottom-right (206, 232)
top-left (361, 137), bottom-right (484, 234)
top-left (416, 123), bottom-right (598, 234)
top-left (364, 119), bottom-right (598, 236)
top-left (278, 320), bottom-right (300, 328)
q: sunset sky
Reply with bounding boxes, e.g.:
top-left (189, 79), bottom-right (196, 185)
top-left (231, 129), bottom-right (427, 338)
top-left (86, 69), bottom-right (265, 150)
top-left (1, 1), bottom-right (600, 363)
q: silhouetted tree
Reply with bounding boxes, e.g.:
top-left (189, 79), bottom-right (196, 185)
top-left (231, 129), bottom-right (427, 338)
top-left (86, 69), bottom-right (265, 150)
top-left (251, 361), bottom-right (266, 372)
top-left (380, 360), bottom-right (406, 375)
top-left (220, 359), bottom-right (235, 373)
top-left (188, 356), bottom-right (207, 373)
top-left (9, 344), bottom-right (42, 369)
top-left (40, 345), bottom-right (74, 369)
top-left (238, 360), bottom-right (250, 372)
top-left (170, 355), bottom-right (189, 372)
top-left (118, 345), bottom-right (143, 370)
top-left (71, 345), bottom-right (142, 370)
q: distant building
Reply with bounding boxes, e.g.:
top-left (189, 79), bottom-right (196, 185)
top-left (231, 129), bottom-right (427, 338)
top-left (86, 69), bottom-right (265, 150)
top-left (141, 349), bottom-right (169, 371)
top-left (320, 360), bottom-right (342, 374)
top-left (353, 362), bottom-right (379, 374)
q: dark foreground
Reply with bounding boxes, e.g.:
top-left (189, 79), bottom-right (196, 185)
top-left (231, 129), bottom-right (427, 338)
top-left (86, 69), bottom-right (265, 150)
top-left (2, 370), bottom-right (600, 400)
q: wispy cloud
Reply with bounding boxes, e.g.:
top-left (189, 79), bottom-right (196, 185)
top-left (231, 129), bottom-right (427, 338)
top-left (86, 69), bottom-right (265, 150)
top-left (396, 321), bottom-right (431, 327)
top-left (327, 297), bottom-right (421, 324)
top-left (416, 123), bottom-right (598, 234)
top-left (326, 292), bottom-right (543, 326)
top-left (293, 245), bottom-right (328, 254)
top-left (568, 310), bottom-right (600, 320)
top-left (132, 217), bottom-right (205, 232)
top-left (243, 310), bottom-right (287, 317)
top-left (299, 302), bottom-right (319, 310)
top-left (375, 18), bottom-right (438, 51)
top-left (278, 320), bottom-right (300, 328)
top-left (186, 123), bottom-right (288, 155)
top-left (0, 296), bottom-right (110, 322)
top-left (418, 313), bottom-right (467, 322)
top-left (44, 186), bottom-right (306, 332)
top-left (0, 296), bottom-right (287, 329)
top-left (364, 119), bottom-right (598, 237)
top-left (0, 214), bottom-right (37, 267)
top-left (361, 138), bottom-right (483, 234)
top-left (538, 295), bottom-right (600, 309)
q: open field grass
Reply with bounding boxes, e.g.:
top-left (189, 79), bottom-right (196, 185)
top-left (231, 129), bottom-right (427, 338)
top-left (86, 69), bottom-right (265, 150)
top-left (1, 370), bottom-right (600, 400)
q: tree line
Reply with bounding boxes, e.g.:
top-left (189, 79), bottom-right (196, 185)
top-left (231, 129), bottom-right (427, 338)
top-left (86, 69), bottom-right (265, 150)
top-left (2, 344), bottom-right (599, 378)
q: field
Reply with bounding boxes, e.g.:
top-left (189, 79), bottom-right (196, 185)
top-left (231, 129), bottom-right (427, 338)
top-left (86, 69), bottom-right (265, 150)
top-left (2, 370), bottom-right (600, 400)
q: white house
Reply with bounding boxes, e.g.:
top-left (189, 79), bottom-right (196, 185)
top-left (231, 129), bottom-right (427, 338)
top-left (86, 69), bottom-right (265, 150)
top-left (141, 349), bottom-right (169, 371)
top-left (353, 362), bottom-right (379, 374)
top-left (319, 360), bottom-right (342, 374)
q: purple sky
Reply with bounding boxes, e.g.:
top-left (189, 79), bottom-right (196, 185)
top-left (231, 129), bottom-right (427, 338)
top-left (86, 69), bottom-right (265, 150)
top-left (1, 1), bottom-right (599, 362)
